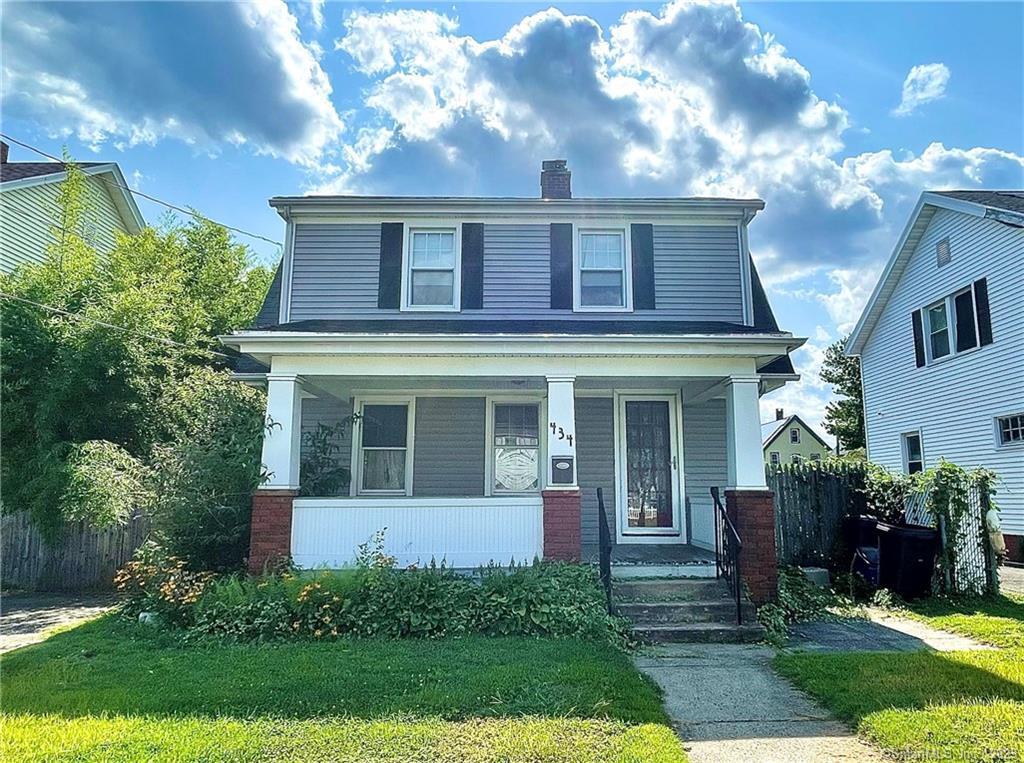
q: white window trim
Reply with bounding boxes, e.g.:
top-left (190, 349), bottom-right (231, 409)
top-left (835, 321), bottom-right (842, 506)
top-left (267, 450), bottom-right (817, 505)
top-left (922, 285), bottom-right (981, 364)
top-left (350, 396), bottom-right (416, 496)
top-left (901, 430), bottom-right (925, 474)
top-left (769, 451), bottom-right (780, 465)
top-left (573, 223), bottom-right (634, 313)
top-left (484, 395), bottom-right (547, 497)
top-left (400, 223), bottom-right (462, 312)
top-left (790, 428), bottom-right (800, 444)
top-left (995, 412), bottom-right (1024, 448)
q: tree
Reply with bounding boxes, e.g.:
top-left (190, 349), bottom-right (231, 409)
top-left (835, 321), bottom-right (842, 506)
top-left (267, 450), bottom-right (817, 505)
top-left (820, 337), bottom-right (865, 451)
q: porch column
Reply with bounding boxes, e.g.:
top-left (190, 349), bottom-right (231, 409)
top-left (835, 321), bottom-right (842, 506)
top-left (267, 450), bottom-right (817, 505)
top-left (724, 375), bottom-right (777, 603)
top-left (249, 373), bottom-right (302, 573)
top-left (543, 375), bottom-right (581, 561)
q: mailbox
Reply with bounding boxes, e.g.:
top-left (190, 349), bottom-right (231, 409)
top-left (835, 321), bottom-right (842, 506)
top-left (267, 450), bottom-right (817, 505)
top-left (550, 456), bottom-right (575, 485)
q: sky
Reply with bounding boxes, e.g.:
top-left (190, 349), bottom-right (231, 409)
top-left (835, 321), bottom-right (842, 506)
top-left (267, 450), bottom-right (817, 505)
top-left (3, 0), bottom-right (1022, 440)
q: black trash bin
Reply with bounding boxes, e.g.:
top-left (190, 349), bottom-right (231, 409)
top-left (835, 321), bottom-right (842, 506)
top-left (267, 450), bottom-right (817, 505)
top-left (845, 514), bottom-right (881, 549)
top-left (876, 521), bottom-right (939, 600)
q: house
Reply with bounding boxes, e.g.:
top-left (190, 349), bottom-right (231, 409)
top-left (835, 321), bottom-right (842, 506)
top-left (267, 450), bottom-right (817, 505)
top-left (847, 190), bottom-right (1024, 561)
top-left (0, 141), bottom-right (144, 273)
top-left (223, 160), bottom-right (804, 603)
top-left (762, 409), bottom-right (832, 466)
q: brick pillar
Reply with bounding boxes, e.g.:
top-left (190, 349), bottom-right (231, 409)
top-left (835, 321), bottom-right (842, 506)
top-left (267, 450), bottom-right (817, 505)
top-left (542, 489), bottom-right (581, 561)
top-left (725, 489), bottom-right (777, 604)
top-left (248, 489), bottom-right (297, 574)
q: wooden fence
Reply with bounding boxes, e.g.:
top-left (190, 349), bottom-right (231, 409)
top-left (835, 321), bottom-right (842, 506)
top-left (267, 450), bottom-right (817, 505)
top-left (768, 463), bottom-right (868, 568)
top-left (1, 511), bottom-right (151, 591)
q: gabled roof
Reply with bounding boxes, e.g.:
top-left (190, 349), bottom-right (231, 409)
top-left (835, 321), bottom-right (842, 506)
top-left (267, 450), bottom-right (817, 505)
top-left (846, 190), bottom-right (1024, 356)
top-left (761, 414), bottom-right (833, 451)
top-left (0, 161), bottom-right (145, 234)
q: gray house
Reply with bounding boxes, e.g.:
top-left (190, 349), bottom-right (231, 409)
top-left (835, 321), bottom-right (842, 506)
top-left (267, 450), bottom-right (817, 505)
top-left (225, 161), bottom-right (803, 600)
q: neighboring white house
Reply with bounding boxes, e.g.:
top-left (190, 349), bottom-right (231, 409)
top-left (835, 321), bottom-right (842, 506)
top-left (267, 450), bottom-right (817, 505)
top-left (0, 141), bottom-right (145, 273)
top-left (847, 190), bottom-right (1024, 561)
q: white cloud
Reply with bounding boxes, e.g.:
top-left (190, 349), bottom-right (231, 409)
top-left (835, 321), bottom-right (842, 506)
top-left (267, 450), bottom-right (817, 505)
top-left (818, 267), bottom-right (881, 335)
top-left (308, 0), bottom-right (325, 31)
top-left (892, 63), bottom-right (950, 117)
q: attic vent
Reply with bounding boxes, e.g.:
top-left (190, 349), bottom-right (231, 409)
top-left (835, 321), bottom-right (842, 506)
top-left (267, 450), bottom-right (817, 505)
top-left (936, 238), bottom-right (952, 268)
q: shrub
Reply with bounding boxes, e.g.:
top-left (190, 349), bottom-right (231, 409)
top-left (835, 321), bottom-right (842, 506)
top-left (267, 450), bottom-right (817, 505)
top-left (758, 566), bottom-right (845, 644)
top-left (60, 440), bottom-right (153, 526)
top-left (191, 575), bottom-right (293, 641)
top-left (115, 542), bottom-right (214, 625)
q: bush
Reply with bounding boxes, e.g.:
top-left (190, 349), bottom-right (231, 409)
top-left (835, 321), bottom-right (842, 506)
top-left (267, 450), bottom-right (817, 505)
top-left (758, 566), bottom-right (846, 644)
top-left (60, 440), bottom-right (153, 526)
top-left (115, 542), bottom-right (214, 625)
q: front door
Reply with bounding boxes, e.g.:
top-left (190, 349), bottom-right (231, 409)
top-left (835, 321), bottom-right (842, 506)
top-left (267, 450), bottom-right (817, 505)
top-left (616, 395), bottom-right (683, 541)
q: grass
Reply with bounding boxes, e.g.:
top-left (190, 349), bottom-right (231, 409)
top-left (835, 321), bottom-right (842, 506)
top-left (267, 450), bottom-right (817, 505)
top-left (0, 614), bottom-right (685, 762)
top-left (776, 593), bottom-right (1024, 762)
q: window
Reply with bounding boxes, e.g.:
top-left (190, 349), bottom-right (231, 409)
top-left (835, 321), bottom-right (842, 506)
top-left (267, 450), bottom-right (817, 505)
top-left (790, 428), bottom-right (800, 444)
top-left (577, 229), bottom-right (630, 309)
top-left (810, 453), bottom-right (822, 462)
top-left (902, 432), bottom-right (924, 474)
top-left (920, 283), bottom-right (987, 363)
top-left (791, 454), bottom-right (803, 464)
top-left (769, 451), bottom-right (780, 466)
top-left (491, 403), bottom-right (540, 493)
top-left (357, 402), bottom-right (412, 493)
top-left (997, 414), bottom-right (1024, 446)
top-left (405, 229), bottom-right (458, 309)
top-left (926, 300), bottom-right (951, 360)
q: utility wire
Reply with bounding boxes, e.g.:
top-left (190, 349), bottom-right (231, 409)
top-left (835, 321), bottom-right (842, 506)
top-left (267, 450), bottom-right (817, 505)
top-left (0, 133), bottom-right (283, 248)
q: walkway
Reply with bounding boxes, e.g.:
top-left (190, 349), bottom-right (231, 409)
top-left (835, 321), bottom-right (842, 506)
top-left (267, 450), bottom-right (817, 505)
top-left (1000, 565), bottom-right (1024, 596)
top-left (0, 593), bottom-right (114, 653)
top-left (787, 609), bottom-right (994, 653)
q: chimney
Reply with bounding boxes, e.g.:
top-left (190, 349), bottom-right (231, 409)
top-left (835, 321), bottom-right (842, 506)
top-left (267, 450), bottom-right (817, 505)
top-left (540, 159), bottom-right (571, 199)
top-left (775, 408), bottom-right (785, 421)
top-left (1, 141), bottom-right (8, 164)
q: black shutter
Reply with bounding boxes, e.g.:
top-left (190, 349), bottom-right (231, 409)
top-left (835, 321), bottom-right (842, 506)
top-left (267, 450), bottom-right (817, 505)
top-left (974, 278), bottom-right (993, 346)
top-left (377, 222), bottom-right (403, 309)
top-left (461, 223), bottom-right (484, 310)
top-left (630, 223), bottom-right (656, 310)
top-left (911, 309), bottom-right (926, 368)
top-left (954, 290), bottom-right (978, 352)
top-left (550, 223), bottom-right (573, 309)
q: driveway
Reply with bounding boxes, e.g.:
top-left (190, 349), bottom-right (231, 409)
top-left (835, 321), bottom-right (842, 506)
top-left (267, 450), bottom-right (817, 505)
top-left (1000, 565), bottom-right (1024, 596)
top-left (0, 593), bottom-right (114, 653)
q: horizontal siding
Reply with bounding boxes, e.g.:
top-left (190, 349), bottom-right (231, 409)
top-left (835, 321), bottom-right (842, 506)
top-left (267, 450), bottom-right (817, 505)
top-left (861, 208), bottom-right (1024, 534)
top-left (577, 397), bottom-right (616, 558)
top-left (682, 400), bottom-right (728, 548)
top-left (285, 222), bottom-right (746, 323)
top-left (412, 397), bottom-right (486, 497)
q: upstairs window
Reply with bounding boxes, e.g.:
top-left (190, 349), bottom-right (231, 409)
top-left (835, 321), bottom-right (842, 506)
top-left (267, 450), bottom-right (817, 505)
top-left (576, 229), bottom-right (630, 310)
top-left (404, 229), bottom-right (459, 310)
top-left (915, 280), bottom-right (991, 366)
top-left (902, 432), bottom-right (924, 474)
top-left (926, 300), bottom-right (951, 360)
top-left (790, 428), bottom-right (800, 444)
top-left (997, 414), bottom-right (1024, 446)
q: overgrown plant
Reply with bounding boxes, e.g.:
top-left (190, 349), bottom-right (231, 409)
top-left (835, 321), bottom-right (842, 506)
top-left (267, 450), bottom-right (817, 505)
top-left (115, 542), bottom-right (214, 625)
top-left (758, 566), bottom-right (849, 644)
top-left (299, 417), bottom-right (358, 497)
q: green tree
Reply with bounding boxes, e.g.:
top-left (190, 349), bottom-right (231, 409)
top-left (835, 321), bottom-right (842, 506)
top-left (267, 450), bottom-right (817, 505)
top-left (820, 337), bottom-right (865, 452)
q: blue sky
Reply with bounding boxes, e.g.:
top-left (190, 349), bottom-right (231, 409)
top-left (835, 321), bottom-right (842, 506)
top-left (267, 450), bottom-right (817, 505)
top-left (3, 1), bottom-right (1022, 436)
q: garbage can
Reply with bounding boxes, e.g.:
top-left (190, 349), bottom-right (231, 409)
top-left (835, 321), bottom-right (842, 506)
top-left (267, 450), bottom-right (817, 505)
top-left (845, 514), bottom-right (881, 549)
top-left (876, 522), bottom-right (939, 600)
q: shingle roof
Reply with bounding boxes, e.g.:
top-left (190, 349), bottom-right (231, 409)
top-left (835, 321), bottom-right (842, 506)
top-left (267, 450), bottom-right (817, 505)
top-left (932, 190), bottom-right (1024, 216)
top-left (0, 161), bottom-right (105, 184)
top-left (761, 418), bottom-right (788, 445)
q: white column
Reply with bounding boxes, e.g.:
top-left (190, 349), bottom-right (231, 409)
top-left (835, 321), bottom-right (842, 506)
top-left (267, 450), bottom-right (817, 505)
top-left (725, 375), bottom-right (767, 490)
top-left (261, 373), bottom-right (303, 490)
top-left (546, 375), bottom-right (577, 488)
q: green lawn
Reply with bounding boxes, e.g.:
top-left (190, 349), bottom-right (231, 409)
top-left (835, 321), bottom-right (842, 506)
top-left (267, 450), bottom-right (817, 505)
top-left (776, 594), bottom-right (1024, 762)
top-left (0, 615), bottom-right (685, 762)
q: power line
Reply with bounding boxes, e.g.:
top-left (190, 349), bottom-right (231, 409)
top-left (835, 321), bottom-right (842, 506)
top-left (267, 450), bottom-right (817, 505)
top-left (0, 133), bottom-right (283, 248)
top-left (0, 291), bottom-right (233, 360)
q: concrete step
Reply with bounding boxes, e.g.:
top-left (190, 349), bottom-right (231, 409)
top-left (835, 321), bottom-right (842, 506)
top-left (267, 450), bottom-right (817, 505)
top-left (617, 600), bottom-right (756, 625)
top-left (633, 622), bottom-right (766, 644)
top-left (611, 563), bottom-right (716, 580)
top-left (613, 577), bottom-right (733, 602)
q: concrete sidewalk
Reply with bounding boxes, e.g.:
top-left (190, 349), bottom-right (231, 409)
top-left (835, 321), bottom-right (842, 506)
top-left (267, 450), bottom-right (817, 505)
top-left (635, 643), bottom-right (888, 763)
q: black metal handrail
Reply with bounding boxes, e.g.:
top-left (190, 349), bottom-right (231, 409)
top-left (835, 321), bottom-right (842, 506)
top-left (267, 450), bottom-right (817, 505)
top-left (711, 487), bottom-right (743, 625)
top-left (597, 487), bottom-right (613, 614)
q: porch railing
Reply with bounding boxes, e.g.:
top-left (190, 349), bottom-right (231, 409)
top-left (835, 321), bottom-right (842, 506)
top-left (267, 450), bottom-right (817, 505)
top-left (711, 487), bottom-right (743, 625)
top-left (596, 487), bottom-right (614, 614)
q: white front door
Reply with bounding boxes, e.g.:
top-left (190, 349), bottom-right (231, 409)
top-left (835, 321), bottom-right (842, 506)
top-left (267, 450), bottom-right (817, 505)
top-left (615, 394), bottom-right (684, 543)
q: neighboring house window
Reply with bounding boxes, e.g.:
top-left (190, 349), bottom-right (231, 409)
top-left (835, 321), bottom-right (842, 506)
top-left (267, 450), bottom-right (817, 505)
top-left (922, 284), bottom-right (984, 362)
top-left (576, 229), bottom-right (630, 310)
top-left (902, 432), bottom-right (924, 474)
top-left (769, 451), bottom-right (780, 466)
top-left (997, 414), bottom-right (1024, 446)
top-left (790, 428), bottom-right (800, 444)
top-left (357, 402), bottom-right (413, 494)
top-left (404, 228), bottom-right (459, 310)
top-left (925, 300), bottom-right (951, 360)
top-left (791, 454), bottom-right (803, 464)
top-left (810, 453), bottom-right (822, 462)
top-left (492, 403), bottom-right (540, 493)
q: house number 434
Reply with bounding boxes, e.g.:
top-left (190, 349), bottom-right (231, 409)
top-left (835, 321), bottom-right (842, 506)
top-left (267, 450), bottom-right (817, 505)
top-left (550, 422), bottom-right (573, 446)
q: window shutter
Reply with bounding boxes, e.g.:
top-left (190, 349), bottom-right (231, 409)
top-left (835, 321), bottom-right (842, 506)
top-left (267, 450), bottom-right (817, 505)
top-left (377, 222), bottom-right (403, 309)
top-left (461, 223), bottom-right (484, 310)
top-left (973, 278), bottom-right (993, 346)
top-left (549, 223), bottom-right (573, 309)
top-left (911, 309), bottom-right (926, 367)
top-left (630, 223), bottom-right (656, 310)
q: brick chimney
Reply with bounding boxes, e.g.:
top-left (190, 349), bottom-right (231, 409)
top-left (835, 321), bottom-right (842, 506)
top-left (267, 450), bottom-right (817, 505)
top-left (775, 408), bottom-right (785, 421)
top-left (1, 141), bottom-right (8, 164)
top-left (540, 159), bottom-right (571, 199)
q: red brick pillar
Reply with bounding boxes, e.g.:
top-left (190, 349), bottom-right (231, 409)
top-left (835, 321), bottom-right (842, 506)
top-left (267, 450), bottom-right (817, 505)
top-left (248, 489), bottom-right (297, 574)
top-left (725, 489), bottom-right (777, 604)
top-left (542, 489), bottom-right (581, 561)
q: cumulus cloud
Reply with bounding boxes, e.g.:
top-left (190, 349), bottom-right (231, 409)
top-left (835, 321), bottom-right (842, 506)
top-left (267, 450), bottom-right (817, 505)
top-left (1, 0), bottom-right (343, 166)
top-left (893, 63), bottom-right (950, 117)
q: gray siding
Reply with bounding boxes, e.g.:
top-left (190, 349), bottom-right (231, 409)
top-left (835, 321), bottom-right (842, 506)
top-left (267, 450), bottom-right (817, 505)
top-left (299, 395), bottom-right (354, 495)
top-left (682, 400), bottom-right (728, 548)
top-left (861, 208), bottom-right (1024, 534)
top-left (577, 397), bottom-right (617, 558)
top-left (285, 222), bottom-right (746, 323)
top-left (413, 397), bottom-right (486, 496)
